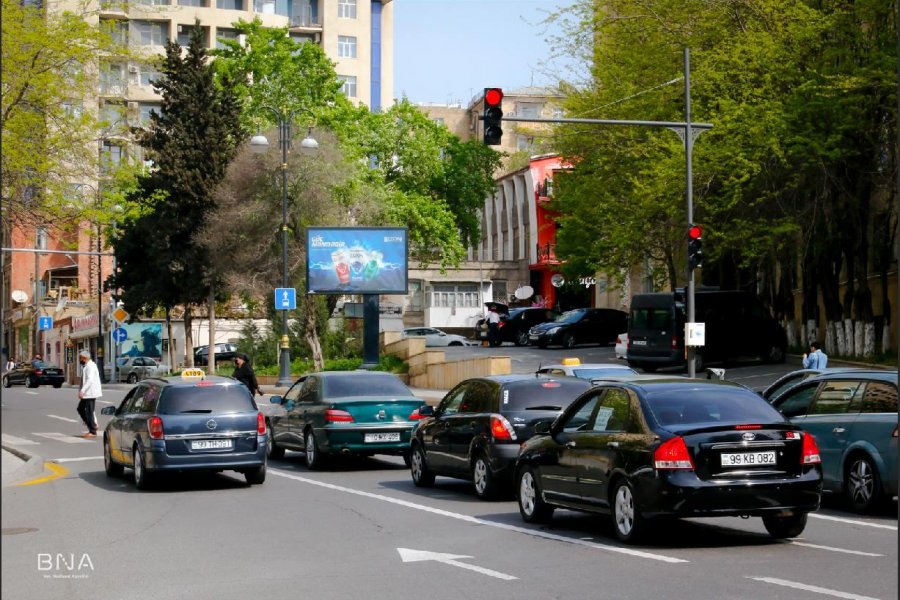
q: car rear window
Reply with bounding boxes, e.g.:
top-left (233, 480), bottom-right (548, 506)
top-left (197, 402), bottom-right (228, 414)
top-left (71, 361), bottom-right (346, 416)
top-left (645, 387), bottom-right (786, 427)
top-left (630, 307), bottom-right (672, 330)
top-left (502, 379), bottom-right (591, 411)
top-left (573, 367), bottom-right (638, 378)
top-left (158, 385), bottom-right (256, 414)
top-left (323, 374), bottom-right (413, 398)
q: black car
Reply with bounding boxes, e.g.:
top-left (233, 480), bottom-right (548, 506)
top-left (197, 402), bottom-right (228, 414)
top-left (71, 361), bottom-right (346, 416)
top-left (409, 375), bottom-right (592, 499)
top-left (193, 343), bottom-right (239, 366)
top-left (474, 303), bottom-right (560, 346)
top-left (2, 360), bottom-right (65, 388)
top-left (100, 372), bottom-right (267, 489)
top-left (528, 308), bottom-right (627, 349)
top-left (515, 379), bottom-right (823, 543)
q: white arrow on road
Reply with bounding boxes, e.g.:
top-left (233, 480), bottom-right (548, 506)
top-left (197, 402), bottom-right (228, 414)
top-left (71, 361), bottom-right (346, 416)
top-left (397, 548), bottom-right (516, 581)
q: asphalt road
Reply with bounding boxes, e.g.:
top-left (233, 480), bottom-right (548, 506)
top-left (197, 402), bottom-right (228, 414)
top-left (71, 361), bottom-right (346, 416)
top-left (1, 357), bottom-right (897, 600)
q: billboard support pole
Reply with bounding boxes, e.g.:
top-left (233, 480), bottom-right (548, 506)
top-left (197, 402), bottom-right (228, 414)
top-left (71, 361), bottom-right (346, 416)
top-left (361, 294), bottom-right (380, 369)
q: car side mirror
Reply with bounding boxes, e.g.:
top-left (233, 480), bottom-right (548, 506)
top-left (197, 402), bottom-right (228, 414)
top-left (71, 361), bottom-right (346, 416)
top-left (100, 406), bottom-right (116, 416)
top-left (417, 405), bottom-right (434, 417)
top-left (270, 395), bottom-right (283, 405)
top-left (534, 420), bottom-right (552, 435)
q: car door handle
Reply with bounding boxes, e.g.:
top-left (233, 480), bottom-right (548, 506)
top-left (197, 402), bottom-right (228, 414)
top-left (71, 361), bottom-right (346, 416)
top-left (832, 427), bottom-right (846, 434)
top-left (607, 441), bottom-right (619, 449)
top-left (565, 440), bottom-right (576, 448)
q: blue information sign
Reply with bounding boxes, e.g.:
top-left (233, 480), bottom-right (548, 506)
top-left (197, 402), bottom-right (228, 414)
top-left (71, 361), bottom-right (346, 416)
top-left (274, 288), bottom-right (297, 310)
top-left (38, 316), bottom-right (53, 330)
top-left (112, 327), bottom-right (128, 343)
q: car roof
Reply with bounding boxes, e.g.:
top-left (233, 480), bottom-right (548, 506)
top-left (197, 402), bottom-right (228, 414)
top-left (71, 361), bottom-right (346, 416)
top-left (802, 369), bottom-right (897, 383)
top-left (141, 374), bottom-right (241, 389)
top-left (480, 374), bottom-right (592, 386)
top-left (600, 378), bottom-right (747, 394)
top-left (309, 370), bottom-right (403, 378)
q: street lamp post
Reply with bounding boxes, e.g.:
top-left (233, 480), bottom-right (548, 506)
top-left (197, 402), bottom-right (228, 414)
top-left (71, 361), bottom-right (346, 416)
top-left (250, 107), bottom-right (318, 388)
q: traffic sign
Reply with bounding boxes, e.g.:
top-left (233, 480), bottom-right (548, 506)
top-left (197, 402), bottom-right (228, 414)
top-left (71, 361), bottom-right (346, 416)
top-left (275, 288), bottom-right (297, 310)
top-left (38, 316), bottom-right (53, 330)
top-left (113, 307), bottom-right (129, 323)
top-left (112, 327), bottom-right (128, 343)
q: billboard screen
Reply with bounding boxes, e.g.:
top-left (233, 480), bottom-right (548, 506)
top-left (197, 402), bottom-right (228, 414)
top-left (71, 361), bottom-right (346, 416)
top-left (306, 227), bottom-right (408, 294)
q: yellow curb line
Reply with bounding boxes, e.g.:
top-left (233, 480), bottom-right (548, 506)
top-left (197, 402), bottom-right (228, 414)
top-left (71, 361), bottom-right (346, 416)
top-left (15, 462), bottom-right (69, 486)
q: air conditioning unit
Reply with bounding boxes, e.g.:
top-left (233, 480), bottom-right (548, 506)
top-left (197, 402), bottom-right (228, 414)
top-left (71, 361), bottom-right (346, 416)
top-left (177, 24), bottom-right (183, 33)
top-left (127, 102), bottom-right (139, 113)
top-left (128, 65), bottom-right (139, 74)
top-left (314, 32), bottom-right (321, 44)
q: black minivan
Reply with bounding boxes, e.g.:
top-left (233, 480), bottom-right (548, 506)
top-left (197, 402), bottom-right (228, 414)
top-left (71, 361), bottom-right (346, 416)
top-left (626, 290), bottom-right (787, 372)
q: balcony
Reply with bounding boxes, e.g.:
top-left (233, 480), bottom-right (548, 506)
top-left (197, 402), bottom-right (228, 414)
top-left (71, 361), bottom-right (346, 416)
top-left (290, 5), bottom-right (321, 28)
top-left (537, 178), bottom-right (554, 201)
top-left (536, 243), bottom-right (559, 265)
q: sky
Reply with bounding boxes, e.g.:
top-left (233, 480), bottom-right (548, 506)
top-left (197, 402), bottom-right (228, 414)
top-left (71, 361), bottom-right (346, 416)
top-left (393, 0), bottom-right (574, 106)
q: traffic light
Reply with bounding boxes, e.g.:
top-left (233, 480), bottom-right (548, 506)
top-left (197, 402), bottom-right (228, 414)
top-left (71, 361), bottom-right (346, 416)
top-left (482, 87), bottom-right (503, 145)
top-left (688, 225), bottom-right (703, 271)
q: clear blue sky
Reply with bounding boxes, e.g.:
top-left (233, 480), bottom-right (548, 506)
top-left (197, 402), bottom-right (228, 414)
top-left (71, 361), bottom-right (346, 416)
top-left (393, 0), bottom-right (572, 106)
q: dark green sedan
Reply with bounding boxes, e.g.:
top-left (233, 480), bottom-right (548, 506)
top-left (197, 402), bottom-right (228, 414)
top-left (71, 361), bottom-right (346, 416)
top-left (266, 371), bottom-right (426, 469)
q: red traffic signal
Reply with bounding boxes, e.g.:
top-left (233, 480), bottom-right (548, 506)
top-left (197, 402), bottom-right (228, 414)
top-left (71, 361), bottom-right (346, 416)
top-left (483, 88), bottom-right (503, 145)
top-left (485, 88), bottom-right (504, 106)
top-left (688, 225), bottom-right (702, 240)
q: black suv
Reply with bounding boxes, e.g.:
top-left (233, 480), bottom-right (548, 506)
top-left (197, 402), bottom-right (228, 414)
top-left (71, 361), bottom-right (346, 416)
top-left (474, 303), bottom-right (560, 346)
top-left (409, 375), bottom-right (592, 499)
top-left (193, 343), bottom-right (238, 366)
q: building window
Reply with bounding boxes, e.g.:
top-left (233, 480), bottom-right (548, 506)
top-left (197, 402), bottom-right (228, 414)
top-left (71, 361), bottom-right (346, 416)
top-left (289, 32), bottom-right (314, 47)
top-left (338, 35), bottom-right (357, 58)
top-left (101, 18), bottom-right (128, 45)
top-left (99, 102), bottom-right (125, 131)
top-left (217, 0), bottom-right (240, 8)
top-left (178, 0), bottom-right (203, 5)
top-left (100, 63), bottom-right (125, 95)
top-left (493, 281), bottom-right (508, 303)
top-left (100, 142), bottom-right (125, 174)
top-left (36, 227), bottom-right (48, 250)
top-left (138, 103), bottom-right (161, 126)
top-left (338, 75), bottom-right (357, 98)
top-left (62, 101), bottom-right (84, 119)
top-left (139, 65), bottom-right (162, 87)
top-left (177, 25), bottom-right (208, 47)
top-left (131, 21), bottom-right (167, 47)
top-left (338, 0), bottom-right (356, 18)
top-left (429, 284), bottom-right (479, 309)
top-left (136, 0), bottom-right (169, 5)
top-left (216, 27), bottom-right (239, 49)
top-left (254, 0), bottom-right (275, 13)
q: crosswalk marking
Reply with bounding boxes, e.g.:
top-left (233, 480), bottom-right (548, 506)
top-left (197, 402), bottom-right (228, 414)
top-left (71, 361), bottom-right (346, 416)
top-left (1, 433), bottom-right (39, 446)
top-left (33, 432), bottom-right (95, 444)
top-left (47, 414), bottom-right (81, 423)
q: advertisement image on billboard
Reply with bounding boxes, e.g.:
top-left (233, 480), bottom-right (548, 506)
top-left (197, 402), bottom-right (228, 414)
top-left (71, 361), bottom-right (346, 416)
top-left (306, 227), bottom-right (408, 294)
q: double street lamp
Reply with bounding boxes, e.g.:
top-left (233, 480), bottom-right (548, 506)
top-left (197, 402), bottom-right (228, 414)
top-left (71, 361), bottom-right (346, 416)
top-left (250, 107), bottom-right (318, 387)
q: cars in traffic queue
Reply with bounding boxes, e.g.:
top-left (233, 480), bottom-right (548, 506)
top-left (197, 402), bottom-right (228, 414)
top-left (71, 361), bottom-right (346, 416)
top-left (767, 369), bottom-right (898, 513)
top-left (615, 333), bottom-right (628, 360)
top-left (2, 360), bottom-right (64, 388)
top-left (193, 343), bottom-right (239, 366)
top-left (474, 303), bottom-right (561, 346)
top-left (266, 371), bottom-right (424, 469)
top-left (100, 370), bottom-right (268, 490)
top-left (409, 375), bottom-right (593, 499)
top-left (515, 379), bottom-right (823, 543)
top-left (116, 356), bottom-right (171, 383)
top-left (402, 327), bottom-right (476, 347)
top-left (528, 308), bottom-right (627, 349)
top-left (536, 357), bottom-right (638, 380)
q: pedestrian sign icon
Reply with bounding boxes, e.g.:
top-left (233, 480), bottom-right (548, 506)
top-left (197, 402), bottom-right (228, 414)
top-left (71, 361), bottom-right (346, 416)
top-left (38, 316), bottom-right (53, 330)
top-left (274, 288), bottom-right (297, 310)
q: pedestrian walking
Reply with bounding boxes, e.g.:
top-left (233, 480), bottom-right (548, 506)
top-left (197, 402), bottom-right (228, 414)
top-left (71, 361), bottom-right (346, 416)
top-left (232, 353), bottom-right (263, 397)
top-left (802, 341), bottom-right (828, 369)
top-left (77, 350), bottom-right (101, 438)
top-left (4, 356), bottom-right (15, 373)
top-left (487, 306), bottom-right (502, 347)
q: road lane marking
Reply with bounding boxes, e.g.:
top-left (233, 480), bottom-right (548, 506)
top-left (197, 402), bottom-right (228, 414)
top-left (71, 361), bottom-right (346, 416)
top-left (47, 414), bottom-right (80, 423)
top-left (729, 372), bottom-right (778, 381)
top-left (789, 541), bottom-right (883, 557)
top-left (397, 548), bottom-right (516, 580)
top-left (98, 400), bottom-right (114, 404)
top-left (1, 434), bottom-right (39, 446)
top-left (15, 462), bottom-right (69, 486)
top-left (809, 513), bottom-right (897, 531)
top-left (33, 433), bottom-right (95, 444)
top-left (52, 456), bottom-right (103, 463)
top-left (747, 576), bottom-right (880, 600)
top-left (269, 468), bottom-right (687, 564)
top-left (25, 391), bottom-right (39, 395)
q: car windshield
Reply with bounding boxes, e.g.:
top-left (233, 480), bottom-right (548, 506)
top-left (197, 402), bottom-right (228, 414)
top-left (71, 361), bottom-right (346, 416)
top-left (158, 385), bottom-right (256, 414)
top-left (323, 374), bottom-right (413, 398)
top-left (573, 367), bottom-right (637, 379)
top-left (645, 387), bottom-right (786, 427)
top-left (554, 310), bottom-right (585, 324)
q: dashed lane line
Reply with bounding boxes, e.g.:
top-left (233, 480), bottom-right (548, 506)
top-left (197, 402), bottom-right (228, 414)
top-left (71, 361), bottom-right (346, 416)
top-left (1, 434), bottom-right (39, 446)
top-left (789, 541), bottom-right (883, 557)
top-left (32, 432), bottom-right (95, 444)
top-left (47, 414), bottom-right (80, 423)
top-left (809, 513), bottom-right (897, 531)
top-left (747, 576), bottom-right (880, 600)
top-left (52, 456), bottom-right (103, 463)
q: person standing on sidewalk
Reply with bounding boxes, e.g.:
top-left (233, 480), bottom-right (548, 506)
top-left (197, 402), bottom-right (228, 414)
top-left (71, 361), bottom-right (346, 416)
top-left (232, 353), bottom-right (263, 397)
top-left (77, 350), bottom-right (102, 438)
top-left (487, 307), bottom-right (502, 347)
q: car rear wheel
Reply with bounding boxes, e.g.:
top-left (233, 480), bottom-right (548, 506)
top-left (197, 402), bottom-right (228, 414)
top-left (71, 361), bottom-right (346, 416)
top-left (26, 375), bottom-right (38, 388)
top-left (472, 454), bottom-right (498, 500)
top-left (515, 331), bottom-right (529, 347)
top-left (402, 452), bottom-right (412, 467)
top-left (103, 437), bottom-right (123, 477)
top-left (133, 444), bottom-right (153, 490)
top-left (517, 466), bottom-right (554, 523)
top-left (244, 463), bottom-right (266, 485)
top-left (563, 333), bottom-right (576, 349)
top-left (845, 454), bottom-right (883, 513)
top-left (304, 430), bottom-right (324, 470)
top-left (611, 479), bottom-right (645, 543)
top-left (127, 373), bottom-right (138, 384)
top-left (410, 444), bottom-right (435, 487)
top-left (266, 423), bottom-right (284, 459)
top-left (2, 376), bottom-right (10, 388)
top-left (762, 513), bottom-right (807, 538)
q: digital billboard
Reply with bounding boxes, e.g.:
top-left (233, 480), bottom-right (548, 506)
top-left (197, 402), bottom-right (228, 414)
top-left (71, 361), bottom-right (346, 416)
top-left (306, 227), bottom-right (408, 294)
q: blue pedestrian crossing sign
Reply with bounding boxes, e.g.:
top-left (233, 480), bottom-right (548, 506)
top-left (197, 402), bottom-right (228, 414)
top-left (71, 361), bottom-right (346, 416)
top-left (112, 327), bottom-right (128, 343)
top-left (38, 316), bottom-right (53, 330)
top-left (275, 288), bottom-right (297, 310)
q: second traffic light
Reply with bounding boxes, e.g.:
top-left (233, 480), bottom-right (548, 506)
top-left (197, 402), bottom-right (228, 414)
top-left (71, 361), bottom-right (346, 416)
top-left (688, 225), bottom-right (703, 271)
top-left (483, 87), bottom-right (503, 145)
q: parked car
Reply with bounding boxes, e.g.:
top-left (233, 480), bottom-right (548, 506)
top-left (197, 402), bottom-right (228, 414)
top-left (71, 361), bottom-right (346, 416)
top-left (515, 379), bottom-right (823, 543)
top-left (528, 308), bottom-right (627, 349)
top-left (759, 368), bottom-right (827, 402)
top-left (614, 333), bottom-right (628, 360)
top-left (409, 375), bottom-right (592, 499)
top-left (536, 358), bottom-right (637, 380)
top-left (267, 371), bottom-right (424, 469)
top-left (116, 356), bottom-right (171, 383)
top-left (193, 343), bottom-right (239, 366)
top-left (2, 360), bottom-right (64, 388)
top-left (767, 369), bottom-right (897, 513)
top-left (100, 372), bottom-right (267, 489)
top-left (402, 327), bottom-right (475, 347)
top-left (474, 303), bottom-right (560, 346)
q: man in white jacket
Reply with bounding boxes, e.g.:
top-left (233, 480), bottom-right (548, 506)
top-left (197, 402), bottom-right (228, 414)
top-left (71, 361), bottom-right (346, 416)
top-left (77, 350), bottom-right (102, 438)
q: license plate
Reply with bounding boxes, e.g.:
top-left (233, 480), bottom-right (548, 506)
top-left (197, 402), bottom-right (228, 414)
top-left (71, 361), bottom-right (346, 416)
top-left (529, 335), bottom-right (539, 340)
top-left (191, 439), bottom-right (233, 450)
top-left (632, 340), bottom-right (647, 346)
top-left (364, 432), bottom-right (400, 443)
top-left (720, 451), bottom-right (776, 467)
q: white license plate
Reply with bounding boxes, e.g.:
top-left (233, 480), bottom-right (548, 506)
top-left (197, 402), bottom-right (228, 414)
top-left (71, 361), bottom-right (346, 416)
top-left (632, 340), bottom-right (647, 346)
top-left (364, 432), bottom-right (401, 443)
top-left (720, 451), bottom-right (776, 467)
top-left (191, 439), bottom-right (233, 450)
top-left (529, 335), bottom-right (539, 340)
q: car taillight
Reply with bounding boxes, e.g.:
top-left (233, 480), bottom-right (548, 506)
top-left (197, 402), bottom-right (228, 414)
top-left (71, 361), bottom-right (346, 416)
top-left (801, 433), bottom-right (821, 465)
top-left (35, 369), bottom-right (43, 376)
top-left (408, 408), bottom-right (426, 420)
top-left (671, 336), bottom-right (678, 350)
top-left (498, 321), bottom-right (506, 328)
top-left (148, 416), bottom-right (164, 440)
top-left (654, 436), bottom-right (694, 470)
top-left (490, 415), bottom-right (517, 441)
top-left (257, 412), bottom-right (266, 435)
top-left (893, 425), bottom-right (898, 438)
top-left (325, 409), bottom-right (354, 423)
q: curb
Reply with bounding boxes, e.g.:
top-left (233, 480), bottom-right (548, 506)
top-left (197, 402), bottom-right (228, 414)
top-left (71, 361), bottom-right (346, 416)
top-left (1, 444), bottom-right (45, 487)
top-left (786, 354), bottom-right (895, 370)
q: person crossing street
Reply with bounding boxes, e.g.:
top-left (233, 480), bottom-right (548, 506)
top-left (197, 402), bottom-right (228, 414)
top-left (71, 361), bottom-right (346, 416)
top-left (77, 350), bottom-right (102, 438)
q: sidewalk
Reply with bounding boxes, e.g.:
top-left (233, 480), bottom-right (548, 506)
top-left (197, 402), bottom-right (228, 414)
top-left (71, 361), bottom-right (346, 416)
top-left (1, 446), bottom-right (44, 487)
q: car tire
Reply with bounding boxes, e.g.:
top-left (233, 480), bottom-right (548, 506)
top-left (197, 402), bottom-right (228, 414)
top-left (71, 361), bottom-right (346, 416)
top-left (472, 453), bottom-right (498, 500)
top-left (693, 352), bottom-right (705, 373)
top-left (515, 331), bottom-right (529, 347)
top-left (26, 375), bottom-right (38, 388)
top-left (133, 444), bottom-right (153, 490)
top-left (402, 452), bottom-right (412, 468)
top-left (127, 373), bottom-right (138, 384)
top-left (611, 479), bottom-right (645, 543)
top-left (2, 376), bottom-right (10, 388)
top-left (517, 466), bottom-right (554, 523)
top-left (845, 454), bottom-right (883, 513)
top-left (103, 436), bottom-right (123, 478)
top-left (266, 423), bottom-right (285, 459)
top-left (563, 333), bottom-right (576, 349)
top-left (410, 444), bottom-right (435, 487)
top-left (244, 463), bottom-right (266, 485)
top-left (304, 430), bottom-right (324, 470)
top-left (53, 382), bottom-right (63, 388)
top-left (762, 512), bottom-right (807, 538)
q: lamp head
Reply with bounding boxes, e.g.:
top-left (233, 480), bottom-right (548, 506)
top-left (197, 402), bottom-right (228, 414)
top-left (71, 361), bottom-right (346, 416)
top-left (250, 134), bottom-right (270, 154)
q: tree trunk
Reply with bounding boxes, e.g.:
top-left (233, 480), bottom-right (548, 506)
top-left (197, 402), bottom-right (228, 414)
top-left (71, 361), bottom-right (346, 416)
top-left (207, 290), bottom-right (216, 374)
top-left (863, 322), bottom-right (875, 357)
top-left (184, 307), bottom-right (194, 369)
top-left (882, 322), bottom-right (892, 353)
top-left (304, 293), bottom-right (324, 371)
top-left (785, 320), bottom-right (798, 349)
top-left (825, 321), bottom-right (837, 358)
top-left (165, 307), bottom-right (174, 370)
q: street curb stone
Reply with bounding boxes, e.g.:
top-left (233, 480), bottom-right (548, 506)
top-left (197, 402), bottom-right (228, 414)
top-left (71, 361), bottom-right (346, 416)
top-left (1, 445), bottom-right (45, 487)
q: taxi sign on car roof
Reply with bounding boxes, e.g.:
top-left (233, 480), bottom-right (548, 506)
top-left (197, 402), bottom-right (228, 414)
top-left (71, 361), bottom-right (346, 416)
top-left (181, 368), bottom-right (205, 381)
top-left (561, 358), bottom-right (581, 366)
